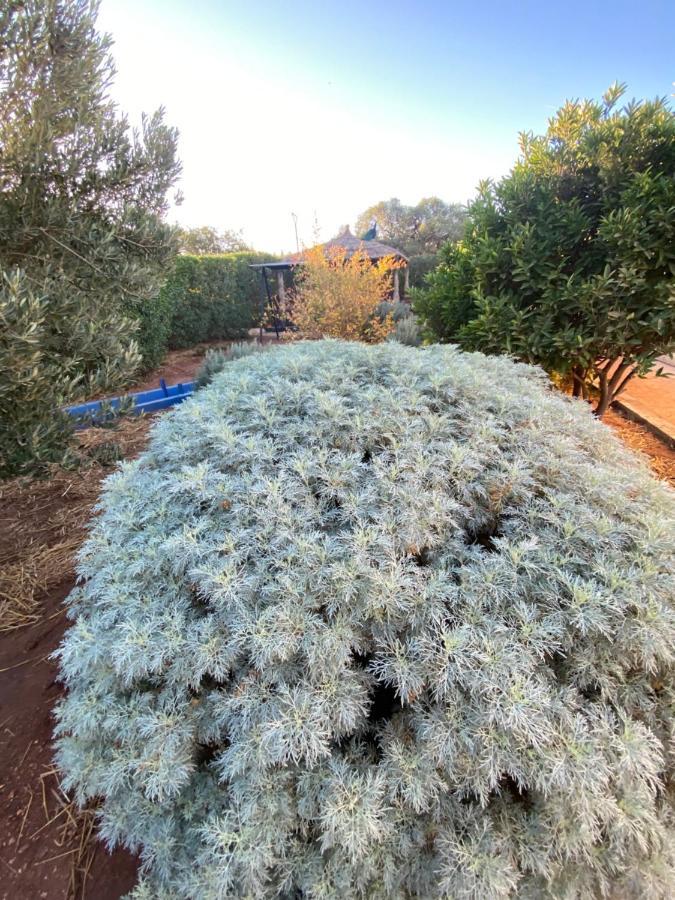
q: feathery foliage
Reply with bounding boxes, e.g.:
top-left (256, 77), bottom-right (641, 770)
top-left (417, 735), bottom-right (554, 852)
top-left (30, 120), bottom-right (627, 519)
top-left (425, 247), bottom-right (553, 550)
top-left (55, 341), bottom-right (675, 898)
top-left (373, 301), bottom-right (413, 325)
top-left (375, 301), bottom-right (422, 347)
top-left (389, 314), bottom-right (422, 347)
top-left (194, 342), bottom-right (265, 390)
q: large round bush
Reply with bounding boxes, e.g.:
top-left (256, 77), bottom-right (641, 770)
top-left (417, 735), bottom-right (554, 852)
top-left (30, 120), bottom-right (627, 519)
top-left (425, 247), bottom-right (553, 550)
top-left (55, 341), bottom-right (675, 898)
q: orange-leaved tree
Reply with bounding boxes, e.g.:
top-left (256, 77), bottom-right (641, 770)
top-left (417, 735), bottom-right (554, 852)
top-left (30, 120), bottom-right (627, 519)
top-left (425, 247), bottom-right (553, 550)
top-left (290, 246), bottom-right (399, 342)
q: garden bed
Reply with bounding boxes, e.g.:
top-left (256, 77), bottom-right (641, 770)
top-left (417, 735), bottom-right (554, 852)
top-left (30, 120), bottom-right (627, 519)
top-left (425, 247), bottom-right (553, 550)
top-left (0, 352), bottom-right (672, 899)
top-left (0, 418), bottom-right (152, 899)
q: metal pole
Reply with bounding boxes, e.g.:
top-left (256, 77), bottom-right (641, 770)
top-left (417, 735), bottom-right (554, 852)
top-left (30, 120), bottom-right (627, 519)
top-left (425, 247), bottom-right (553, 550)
top-left (261, 266), bottom-right (280, 340)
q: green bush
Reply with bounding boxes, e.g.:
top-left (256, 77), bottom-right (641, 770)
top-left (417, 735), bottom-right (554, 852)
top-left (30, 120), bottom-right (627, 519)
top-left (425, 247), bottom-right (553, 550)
top-left (415, 84), bottom-right (675, 416)
top-left (413, 242), bottom-right (478, 342)
top-left (407, 252), bottom-right (440, 288)
top-left (0, 271), bottom-right (75, 477)
top-left (165, 253), bottom-right (272, 349)
top-left (0, 1), bottom-right (180, 476)
top-left (133, 286), bottom-right (179, 372)
top-left (56, 341), bottom-right (675, 898)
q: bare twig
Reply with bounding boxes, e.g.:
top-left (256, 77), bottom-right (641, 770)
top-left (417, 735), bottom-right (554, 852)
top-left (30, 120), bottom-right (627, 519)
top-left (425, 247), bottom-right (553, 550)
top-left (16, 790), bottom-right (33, 853)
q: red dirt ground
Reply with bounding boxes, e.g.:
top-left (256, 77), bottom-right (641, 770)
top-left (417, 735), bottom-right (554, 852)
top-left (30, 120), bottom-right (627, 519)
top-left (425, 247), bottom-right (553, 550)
top-left (129, 344), bottom-right (212, 392)
top-left (128, 334), bottom-right (282, 395)
top-left (0, 347), bottom-right (672, 899)
top-left (0, 419), bottom-right (153, 900)
top-left (0, 581), bottom-right (138, 900)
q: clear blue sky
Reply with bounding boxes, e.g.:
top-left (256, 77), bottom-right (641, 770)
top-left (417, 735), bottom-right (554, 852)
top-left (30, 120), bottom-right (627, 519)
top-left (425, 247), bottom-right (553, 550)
top-left (99, 0), bottom-right (674, 251)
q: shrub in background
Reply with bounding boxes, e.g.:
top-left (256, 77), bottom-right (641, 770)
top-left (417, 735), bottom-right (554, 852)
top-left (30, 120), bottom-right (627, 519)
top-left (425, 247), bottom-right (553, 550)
top-left (415, 84), bottom-right (675, 416)
top-left (164, 252), bottom-right (270, 349)
top-left (374, 300), bottom-right (423, 347)
top-left (291, 246), bottom-right (396, 342)
top-left (56, 341), bottom-right (675, 898)
top-left (389, 314), bottom-right (422, 346)
top-left (407, 252), bottom-right (441, 288)
top-left (176, 225), bottom-right (250, 255)
top-left (133, 286), bottom-right (179, 372)
top-left (194, 341), bottom-right (266, 389)
top-left (413, 242), bottom-right (478, 345)
top-left (373, 300), bottom-right (412, 324)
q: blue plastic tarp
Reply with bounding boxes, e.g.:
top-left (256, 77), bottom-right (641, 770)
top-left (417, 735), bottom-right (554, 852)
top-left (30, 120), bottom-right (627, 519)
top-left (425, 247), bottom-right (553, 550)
top-left (65, 378), bottom-right (194, 427)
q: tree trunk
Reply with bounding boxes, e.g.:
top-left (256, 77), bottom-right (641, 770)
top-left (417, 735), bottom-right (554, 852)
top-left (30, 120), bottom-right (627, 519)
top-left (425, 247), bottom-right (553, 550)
top-left (592, 358), bottom-right (635, 418)
top-left (572, 366), bottom-right (584, 398)
top-left (594, 369), bottom-right (610, 417)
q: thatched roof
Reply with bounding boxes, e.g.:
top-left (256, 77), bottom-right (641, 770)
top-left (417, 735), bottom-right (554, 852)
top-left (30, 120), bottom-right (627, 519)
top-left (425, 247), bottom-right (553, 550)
top-left (283, 227), bottom-right (408, 265)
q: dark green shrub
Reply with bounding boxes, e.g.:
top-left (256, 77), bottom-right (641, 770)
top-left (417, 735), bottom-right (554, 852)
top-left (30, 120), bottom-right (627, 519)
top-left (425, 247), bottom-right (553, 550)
top-left (133, 286), bottom-right (179, 372)
top-left (415, 85), bottom-right (675, 416)
top-left (166, 253), bottom-right (273, 349)
top-left (413, 242), bottom-right (477, 342)
top-left (0, 271), bottom-right (75, 477)
top-left (407, 252), bottom-right (440, 288)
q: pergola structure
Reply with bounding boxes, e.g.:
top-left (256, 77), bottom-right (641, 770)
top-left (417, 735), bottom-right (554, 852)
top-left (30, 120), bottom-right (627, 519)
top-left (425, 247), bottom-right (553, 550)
top-left (250, 228), bottom-right (410, 335)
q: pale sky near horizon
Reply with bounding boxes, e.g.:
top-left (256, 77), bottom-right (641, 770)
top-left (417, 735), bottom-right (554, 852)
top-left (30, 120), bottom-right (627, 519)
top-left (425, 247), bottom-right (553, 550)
top-left (97, 0), bottom-right (674, 254)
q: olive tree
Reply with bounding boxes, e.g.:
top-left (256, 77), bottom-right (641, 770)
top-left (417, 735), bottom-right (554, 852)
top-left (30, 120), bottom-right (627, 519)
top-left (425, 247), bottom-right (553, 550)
top-left (0, 0), bottom-right (181, 475)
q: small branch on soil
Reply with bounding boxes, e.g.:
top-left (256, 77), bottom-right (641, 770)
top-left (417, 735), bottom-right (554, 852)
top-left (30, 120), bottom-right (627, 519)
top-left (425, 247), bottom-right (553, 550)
top-left (16, 790), bottom-right (33, 853)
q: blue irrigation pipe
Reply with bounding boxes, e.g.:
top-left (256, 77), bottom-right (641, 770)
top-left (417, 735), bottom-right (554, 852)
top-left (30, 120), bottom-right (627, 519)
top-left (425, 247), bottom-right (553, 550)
top-left (64, 378), bottom-right (195, 428)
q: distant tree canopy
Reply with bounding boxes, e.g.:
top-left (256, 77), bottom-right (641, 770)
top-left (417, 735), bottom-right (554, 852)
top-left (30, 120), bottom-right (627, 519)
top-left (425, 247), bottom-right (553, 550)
top-left (354, 197), bottom-right (467, 257)
top-left (0, 0), bottom-right (181, 476)
top-left (177, 226), bottom-right (250, 255)
top-left (415, 84), bottom-right (675, 417)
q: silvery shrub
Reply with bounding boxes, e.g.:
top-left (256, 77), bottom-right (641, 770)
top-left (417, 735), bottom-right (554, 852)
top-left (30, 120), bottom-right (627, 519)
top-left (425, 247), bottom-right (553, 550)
top-left (55, 341), bottom-right (675, 898)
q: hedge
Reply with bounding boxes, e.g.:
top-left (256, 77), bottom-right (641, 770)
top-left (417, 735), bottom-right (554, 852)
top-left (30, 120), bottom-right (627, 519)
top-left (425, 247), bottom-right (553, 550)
top-left (131, 252), bottom-right (274, 368)
top-left (164, 252), bottom-right (272, 350)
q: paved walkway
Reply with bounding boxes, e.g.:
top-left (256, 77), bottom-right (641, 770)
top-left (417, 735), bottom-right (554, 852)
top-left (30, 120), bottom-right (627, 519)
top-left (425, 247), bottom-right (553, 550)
top-left (616, 356), bottom-right (675, 447)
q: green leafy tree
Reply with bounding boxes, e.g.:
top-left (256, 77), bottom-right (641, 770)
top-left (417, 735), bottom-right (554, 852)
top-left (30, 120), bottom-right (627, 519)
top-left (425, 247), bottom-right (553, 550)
top-left (415, 85), bottom-right (675, 416)
top-left (355, 197), bottom-right (467, 257)
top-left (0, 0), bottom-right (181, 475)
top-left (177, 225), bottom-right (249, 255)
top-left (0, 271), bottom-right (75, 475)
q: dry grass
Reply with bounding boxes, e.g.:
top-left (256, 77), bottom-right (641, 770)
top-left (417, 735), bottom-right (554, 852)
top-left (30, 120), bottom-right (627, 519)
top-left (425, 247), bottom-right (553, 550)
top-left (20, 766), bottom-right (101, 900)
top-left (0, 416), bottom-right (152, 633)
